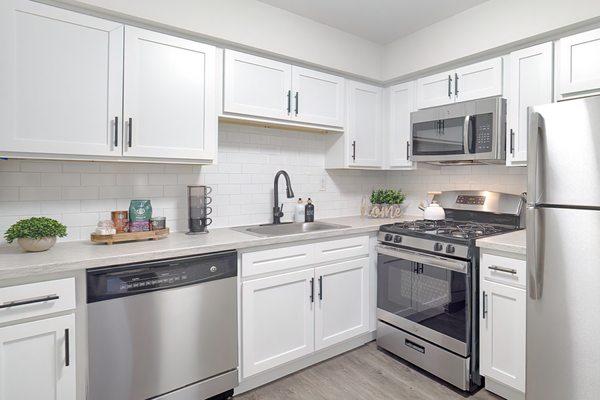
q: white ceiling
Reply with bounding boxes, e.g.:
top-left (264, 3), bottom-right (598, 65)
top-left (257, 0), bottom-right (490, 44)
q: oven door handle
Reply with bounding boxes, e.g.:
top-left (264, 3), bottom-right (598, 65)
top-left (376, 245), bottom-right (468, 273)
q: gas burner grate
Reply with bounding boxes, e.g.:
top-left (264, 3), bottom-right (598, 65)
top-left (386, 220), bottom-right (513, 239)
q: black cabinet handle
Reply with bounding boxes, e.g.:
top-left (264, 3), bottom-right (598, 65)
top-left (287, 90), bottom-right (291, 114)
top-left (447, 75), bottom-right (452, 98)
top-left (128, 118), bottom-right (133, 147)
top-left (318, 276), bottom-right (323, 300)
top-left (510, 129), bottom-right (515, 154)
top-left (482, 291), bottom-right (488, 319)
top-left (454, 73), bottom-right (459, 96)
top-left (406, 141), bottom-right (410, 160)
top-left (295, 92), bottom-right (299, 115)
top-left (65, 328), bottom-right (70, 367)
top-left (310, 278), bottom-right (314, 303)
top-left (405, 339), bottom-right (425, 354)
top-left (351, 140), bottom-right (356, 162)
top-left (114, 116), bottom-right (119, 147)
top-left (0, 294), bottom-right (59, 309)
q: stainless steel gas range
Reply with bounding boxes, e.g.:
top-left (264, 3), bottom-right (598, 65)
top-left (375, 190), bottom-right (525, 391)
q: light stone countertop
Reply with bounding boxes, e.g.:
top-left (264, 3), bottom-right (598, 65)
top-left (476, 229), bottom-right (526, 256)
top-left (0, 215), bottom-right (418, 281)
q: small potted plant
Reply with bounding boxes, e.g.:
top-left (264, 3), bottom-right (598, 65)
top-left (4, 217), bottom-right (67, 252)
top-left (369, 189), bottom-right (408, 218)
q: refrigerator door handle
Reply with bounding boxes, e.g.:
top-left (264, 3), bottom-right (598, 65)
top-left (527, 206), bottom-right (544, 300)
top-left (528, 111), bottom-right (543, 205)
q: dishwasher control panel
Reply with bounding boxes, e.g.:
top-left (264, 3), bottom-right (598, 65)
top-left (87, 251), bottom-right (237, 302)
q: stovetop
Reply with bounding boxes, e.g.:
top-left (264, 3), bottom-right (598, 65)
top-left (380, 219), bottom-right (519, 241)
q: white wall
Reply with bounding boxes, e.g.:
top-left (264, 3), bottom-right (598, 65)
top-left (57, 0), bottom-right (384, 80)
top-left (0, 123), bottom-right (386, 244)
top-left (383, 0), bottom-right (600, 80)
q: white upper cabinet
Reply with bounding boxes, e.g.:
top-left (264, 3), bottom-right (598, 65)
top-left (223, 50), bottom-right (345, 128)
top-left (416, 71), bottom-right (455, 109)
top-left (507, 43), bottom-right (553, 166)
top-left (314, 258), bottom-right (369, 351)
top-left (123, 27), bottom-right (217, 160)
top-left (558, 28), bottom-right (600, 99)
top-left (0, 314), bottom-right (76, 400)
top-left (454, 58), bottom-right (503, 102)
top-left (291, 66), bottom-right (345, 127)
top-left (416, 57), bottom-right (503, 109)
top-left (0, 0), bottom-right (123, 157)
top-left (346, 81), bottom-right (383, 168)
top-left (386, 81), bottom-right (416, 169)
top-left (224, 50), bottom-right (292, 121)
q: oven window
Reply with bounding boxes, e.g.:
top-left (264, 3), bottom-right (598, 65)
top-left (377, 254), bottom-right (469, 343)
top-left (412, 117), bottom-right (465, 155)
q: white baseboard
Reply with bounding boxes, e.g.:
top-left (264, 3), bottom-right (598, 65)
top-left (234, 330), bottom-right (376, 395)
top-left (485, 377), bottom-right (525, 400)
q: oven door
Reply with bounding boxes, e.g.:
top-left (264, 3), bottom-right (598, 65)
top-left (376, 244), bottom-right (471, 357)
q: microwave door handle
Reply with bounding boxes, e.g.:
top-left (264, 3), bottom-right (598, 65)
top-left (463, 115), bottom-right (471, 153)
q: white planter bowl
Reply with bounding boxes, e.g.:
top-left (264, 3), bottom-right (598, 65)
top-left (17, 237), bottom-right (57, 252)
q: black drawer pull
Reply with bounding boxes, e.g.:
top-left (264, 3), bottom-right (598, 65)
top-left (0, 294), bottom-right (59, 309)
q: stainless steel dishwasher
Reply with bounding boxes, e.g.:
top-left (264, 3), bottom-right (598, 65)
top-left (87, 251), bottom-right (238, 400)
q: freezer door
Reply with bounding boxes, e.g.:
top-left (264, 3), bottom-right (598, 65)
top-left (526, 207), bottom-right (600, 400)
top-left (528, 96), bottom-right (600, 207)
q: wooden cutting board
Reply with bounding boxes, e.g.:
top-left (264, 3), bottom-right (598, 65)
top-left (91, 228), bottom-right (170, 245)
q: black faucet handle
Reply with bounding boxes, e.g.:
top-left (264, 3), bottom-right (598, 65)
top-left (279, 203), bottom-right (284, 214)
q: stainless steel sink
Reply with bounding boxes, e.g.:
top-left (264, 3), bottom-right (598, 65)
top-left (232, 221), bottom-right (350, 237)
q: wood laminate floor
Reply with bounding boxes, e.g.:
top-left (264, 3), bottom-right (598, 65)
top-left (235, 342), bottom-right (502, 400)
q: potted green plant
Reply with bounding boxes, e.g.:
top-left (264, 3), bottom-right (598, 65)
top-left (369, 189), bottom-right (408, 218)
top-left (4, 217), bottom-right (67, 252)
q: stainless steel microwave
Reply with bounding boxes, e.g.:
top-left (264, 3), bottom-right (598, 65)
top-left (410, 97), bottom-right (506, 164)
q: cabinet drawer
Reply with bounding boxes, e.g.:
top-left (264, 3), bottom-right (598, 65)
top-left (0, 278), bottom-right (75, 325)
top-left (314, 236), bottom-right (369, 264)
top-left (481, 253), bottom-right (525, 288)
top-left (242, 244), bottom-right (314, 277)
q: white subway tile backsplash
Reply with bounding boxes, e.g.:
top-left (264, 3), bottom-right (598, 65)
top-left (0, 123), bottom-right (526, 245)
top-left (19, 187), bottom-right (61, 201)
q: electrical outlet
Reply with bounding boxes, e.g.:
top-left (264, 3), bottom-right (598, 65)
top-left (320, 174), bottom-right (326, 191)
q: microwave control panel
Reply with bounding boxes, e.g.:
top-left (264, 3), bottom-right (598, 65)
top-left (474, 113), bottom-right (493, 153)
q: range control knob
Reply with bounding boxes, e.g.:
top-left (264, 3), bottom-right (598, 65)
top-left (393, 235), bottom-right (402, 243)
top-left (446, 244), bottom-right (455, 254)
top-left (384, 233), bottom-right (393, 242)
top-left (434, 243), bottom-right (443, 251)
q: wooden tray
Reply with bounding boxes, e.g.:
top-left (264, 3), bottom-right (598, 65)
top-left (91, 228), bottom-right (170, 245)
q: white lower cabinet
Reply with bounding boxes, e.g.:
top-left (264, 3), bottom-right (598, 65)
top-left (314, 258), bottom-right (369, 350)
top-left (242, 268), bottom-right (315, 377)
top-left (241, 238), bottom-right (371, 380)
top-left (0, 314), bottom-right (76, 400)
top-left (480, 253), bottom-right (526, 399)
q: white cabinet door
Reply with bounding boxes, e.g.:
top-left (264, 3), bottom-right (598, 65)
top-left (347, 81), bottom-right (383, 168)
top-left (123, 27), bottom-right (217, 160)
top-left (480, 280), bottom-right (526, 393)
top-left (558, 28), bottom-right (600, 97)
top-left (507, 43), bottom-right (553, 165)
top-left (0, 0), bottom-right (123, 157)
top-left (242, 269), bottom-right (314, 377)
top-left (291, 66), bottom-right (345, 127)
top-left (314, 258), bottom-right (369, 351)
top-left (455, 58), bottom-right (503, 102)
top-left (0, 314), bottom-right (75, 400)
top-left (416, 71), bottom-right (453, 109)
top-left (387, 81), bottom-right (416, 168)
top-left (224, 50), bottom-right (292, 120)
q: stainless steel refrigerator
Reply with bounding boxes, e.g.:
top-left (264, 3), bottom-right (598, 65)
top-left (527, 95), bottom-right (600, 400)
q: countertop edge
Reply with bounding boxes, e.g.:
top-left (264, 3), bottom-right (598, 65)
top-left (0, 216), bottom-right (408, 281)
